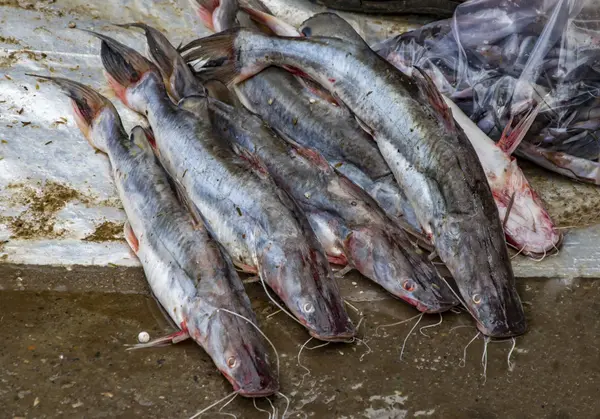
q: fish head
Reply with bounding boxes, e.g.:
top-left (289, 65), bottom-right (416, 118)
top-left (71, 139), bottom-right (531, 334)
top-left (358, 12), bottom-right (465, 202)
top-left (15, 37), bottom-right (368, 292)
top-left (188, 304), bottom-right (279, 397)
top-left (344, 228), bottom-right (460, 313)
top-left (258, 241), bottom-right (356, 342)
top-left (436, 218), bottom-right (528, 338)
top-left (463, 277), bottom-right (528, 339)
top-left (83, 29), bottom-right (163, 114)
top-left (494, 160), bottom-right (562, 257)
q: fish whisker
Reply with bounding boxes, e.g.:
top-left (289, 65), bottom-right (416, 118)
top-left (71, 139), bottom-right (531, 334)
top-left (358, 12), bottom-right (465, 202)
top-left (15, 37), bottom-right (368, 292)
top-left (419, 312), bottom-right (443, 337)
top-left (189, 390), bottom-right (240, 419)
top-left (399, 313), bottom-right (423, 361)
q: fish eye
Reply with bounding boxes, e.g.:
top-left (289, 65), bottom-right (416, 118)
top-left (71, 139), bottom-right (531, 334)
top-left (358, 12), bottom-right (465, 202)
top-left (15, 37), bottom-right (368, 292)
top-left (302, 302), bottom-right (314, 313)
top-left (227, 356), bottom-right (237, 368)
top-left (402, 280), bottom-right (415, 292)
top-left (472, 294), bottom-right (482, 304)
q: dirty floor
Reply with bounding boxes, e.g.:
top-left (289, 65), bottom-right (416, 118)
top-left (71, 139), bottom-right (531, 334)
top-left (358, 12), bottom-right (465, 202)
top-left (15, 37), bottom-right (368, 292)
top-left (1, 265), bottom-right (599, 419)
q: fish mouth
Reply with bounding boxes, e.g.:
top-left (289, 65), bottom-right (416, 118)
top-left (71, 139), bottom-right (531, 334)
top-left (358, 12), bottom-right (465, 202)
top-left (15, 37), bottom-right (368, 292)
top-left (397, 296), bottom-right (448, 314)
top-left (309, 330), bottom-right (355, 342)
top-left (237, 387), bottom-right (279, 398)
top-left (420, 302), bottom-right (457, 314)
top-left (222, 372), bottom-right (278, 398)
top-left (476, 322), bottom-right (528, 339)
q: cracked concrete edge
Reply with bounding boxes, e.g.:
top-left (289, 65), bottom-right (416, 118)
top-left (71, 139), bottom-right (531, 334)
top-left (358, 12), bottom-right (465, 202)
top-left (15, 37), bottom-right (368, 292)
top-left (0, 263), bottom-right (596, 299)
top-left (0, 263), bottom-right (149, 295)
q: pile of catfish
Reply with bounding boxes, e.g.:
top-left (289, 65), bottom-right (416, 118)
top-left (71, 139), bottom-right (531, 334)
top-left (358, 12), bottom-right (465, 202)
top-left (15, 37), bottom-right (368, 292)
top-left (34, 0), bottom-right (564, 398)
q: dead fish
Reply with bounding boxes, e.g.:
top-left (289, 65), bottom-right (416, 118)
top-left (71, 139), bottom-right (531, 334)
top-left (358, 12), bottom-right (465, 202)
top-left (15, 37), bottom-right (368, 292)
top-left (86, 28), bottom-right (355, 342)
top-left (192, 4), bottom-right (425, 242)
top-left (180, 22), bottom-right (527, 338)
top-left (443, 95), bottom-right (562, 257)
top-left (206, 97), bottom-right (460, 313)
top-left (34, 75), bottom-right (278, 396)
top-left (138, 19), bottom-right (456, 312)
top-left (308, 0), bottom-right (464, 16)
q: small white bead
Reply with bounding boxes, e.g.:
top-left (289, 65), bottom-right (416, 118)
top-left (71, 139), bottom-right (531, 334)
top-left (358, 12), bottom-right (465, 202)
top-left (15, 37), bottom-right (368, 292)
top-left (138, 331), bottom-right (150, 343)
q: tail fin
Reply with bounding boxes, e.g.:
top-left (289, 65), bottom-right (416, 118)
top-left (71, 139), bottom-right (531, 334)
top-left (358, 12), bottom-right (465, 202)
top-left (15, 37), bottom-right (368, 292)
top-left (118, 23), bottom-right (204, 102)
top-left (27, 74), bottom-right (119, 152)
top-left (190, 0), bottom-right (239, 32)
top-left (82, 29), bottom-right (156, 107)
top-left (241, 6), bottom-right (301, 36)
top-left (497, 103), bottom-right (542, 155)
top-left (181, 29), bottom-right (247, 86)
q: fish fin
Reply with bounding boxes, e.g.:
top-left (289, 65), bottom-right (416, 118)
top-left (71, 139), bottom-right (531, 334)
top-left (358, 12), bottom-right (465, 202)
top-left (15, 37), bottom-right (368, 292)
top-left (204, 79), bottom-right (241, 107)
top-left (330, 256), bottom-right (350, 269)
top-left (125, 330), bottom-right (190, 350)
top-left (180, 28), bottom-right (237, 62)
top-left (298, 78), bottom-right (340, 106)
top-left (181, 29), bottom-right (265, 86)
top-left (129, 125), bottom-right (156, 154)
top-left (82, 30), bottom-right (156, 106)
top-left (177, 95), bottom-right (209, 116)
top-left (354, 114), bottom-right (374, 137)
top-left (141, 125), bottom-right (158, 151)
top-left (241, 5), bottom-right (301, 36)
top-left (27, 74), bottom-right (118, 152)
top-left (412, 66), bottom-right (454, 128)
top-left (123, 221), bottom-right (140, 253)
top-left (188, 0), bottom-right (220, 31)
top-left (239, 0), bottom-right (271, 14)
top-left (294, 146), bottom-right (332, 171)
top-left (195, 64), bottom-right (242, 86)
top-left (172, 179), bottom-right (206, 229)
top-left (300, 13), bottom-right (366, 46)
top-left (497, 103), bottom-right (541, 156)
top-left (120, 22), bottom-right (204, 101)
top-left (234, 145), bottom-right (270, 176)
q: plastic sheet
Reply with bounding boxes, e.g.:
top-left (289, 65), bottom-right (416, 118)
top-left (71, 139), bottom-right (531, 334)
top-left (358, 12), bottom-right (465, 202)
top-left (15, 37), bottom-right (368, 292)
top-left (375, 0), bottom-right (600, 184)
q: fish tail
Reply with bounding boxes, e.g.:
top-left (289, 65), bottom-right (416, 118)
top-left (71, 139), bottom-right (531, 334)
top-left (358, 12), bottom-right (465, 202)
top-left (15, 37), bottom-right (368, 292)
top-left (497, 103), bottom-right (542, 155)
top-left (189, 0), bottom-right (221, 31)
top-left (82, 29), bottom-right (156, 106)
top-left (27, 74), bottom-right (119, 153)
top-left (240, 4), bottom-right (301, 36)
top-left (181, 29), bottom-right (247, 86)
top-left (119, 23), bottom-right (204, 101)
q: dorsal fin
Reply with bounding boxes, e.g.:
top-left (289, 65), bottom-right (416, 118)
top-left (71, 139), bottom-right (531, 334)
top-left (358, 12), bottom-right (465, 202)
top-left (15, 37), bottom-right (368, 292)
top-left (177, 95), bottom-right (209, 116)
top-left (294, 146), bottom-right (332, 172)
top-left (412, 66), bottom-right (454, 129)
top-left (299, 13), bottom-right (366, 46)
top-left (204, 79), bottom-right (242, 107)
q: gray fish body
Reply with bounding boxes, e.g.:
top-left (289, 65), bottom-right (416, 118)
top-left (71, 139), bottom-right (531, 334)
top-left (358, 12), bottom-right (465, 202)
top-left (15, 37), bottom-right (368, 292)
top-left (207, 98), bottom-right (459, 312)
top-left (235, 68), bottom-right (422, 233)
top-left (86, 108), bottom-right (277, 396)
top-left (206, 29), bottom-right (526, 337)
top-left (127, 73), bottom-right (354, 341)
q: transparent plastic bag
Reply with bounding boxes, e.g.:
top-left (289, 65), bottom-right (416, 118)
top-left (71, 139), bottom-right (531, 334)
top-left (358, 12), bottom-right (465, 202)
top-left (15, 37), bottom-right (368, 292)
top-left (375, 0), bottom-right (600, 184)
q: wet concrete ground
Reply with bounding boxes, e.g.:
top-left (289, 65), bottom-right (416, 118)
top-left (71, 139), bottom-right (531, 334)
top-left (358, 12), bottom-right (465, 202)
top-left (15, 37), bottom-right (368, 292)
top-left (1, 264), bottom-right (599, 419)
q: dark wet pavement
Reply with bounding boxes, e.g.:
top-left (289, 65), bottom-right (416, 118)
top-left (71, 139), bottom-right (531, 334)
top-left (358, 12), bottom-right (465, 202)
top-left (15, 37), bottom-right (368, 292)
top-left (1, 265), bottom-right (599, 418)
